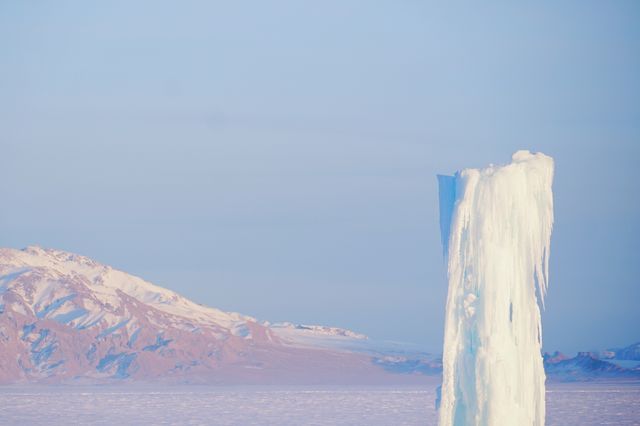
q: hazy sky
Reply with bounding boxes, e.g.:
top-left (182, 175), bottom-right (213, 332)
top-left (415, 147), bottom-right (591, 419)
top-left (1, 1), bottom-right (638, 354)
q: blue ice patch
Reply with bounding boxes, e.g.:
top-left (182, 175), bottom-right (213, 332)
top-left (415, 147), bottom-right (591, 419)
top-left (53, 308), bottom-right (88, 324)
top-left (77, 317), bottom-right (102, 330)
top-left (96, 353), bottom-right (121, 371)
top-left (47, 360), bottom-right (64, 370)
top-left (97, 319), bottom-right (130, 338)
top-left (0, 269), bottom-right (30, 294)
top-left (36, 294), bottom-right (76, 319)
top-left (31, 329), bottom-right (50, 349)
top-left (96, 352), bottom-right (137, 378)
top-left (128, 327), bottom-right (141, 348)
top-left (142, 335), bottom-right (172, 352)
top-left (22, 323), bottom-right (36, 339)
top-left (115, 353), bottom-right (137, 378)
top-left (32, 342), bottom-right (55, 364)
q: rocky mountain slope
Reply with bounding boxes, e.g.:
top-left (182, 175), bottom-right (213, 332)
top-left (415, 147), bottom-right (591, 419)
top-left (0, 246), bottom-right (433, 384)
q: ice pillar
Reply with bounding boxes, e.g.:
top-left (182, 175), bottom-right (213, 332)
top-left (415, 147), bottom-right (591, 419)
top-left (437, 151), bottom-right (554, 426)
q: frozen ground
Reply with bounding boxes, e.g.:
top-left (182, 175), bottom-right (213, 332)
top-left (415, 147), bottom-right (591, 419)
top-left (0, 382), bottom-right (638, 425)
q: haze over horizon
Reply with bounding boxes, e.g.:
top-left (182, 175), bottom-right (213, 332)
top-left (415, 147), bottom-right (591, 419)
top-left (1, 1), bottom-right (638, 354)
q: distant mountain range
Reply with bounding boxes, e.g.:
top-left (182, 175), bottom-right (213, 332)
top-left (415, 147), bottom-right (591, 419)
top-left (0, 246), bottom-right (637, 384)
top-left (0, 246), bottom-right (435, 384)
top-left (543, 350), bottom-right (640, 382)
top-left (606, 342), bottom-right (640, 361)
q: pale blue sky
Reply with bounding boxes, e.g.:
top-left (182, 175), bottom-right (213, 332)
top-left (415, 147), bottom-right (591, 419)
top-left (1, 1), bottom-right (638, 353)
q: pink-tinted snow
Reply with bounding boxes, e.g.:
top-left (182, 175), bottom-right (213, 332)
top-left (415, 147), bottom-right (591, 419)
top-left (0, 383), bottom-right (638, 425)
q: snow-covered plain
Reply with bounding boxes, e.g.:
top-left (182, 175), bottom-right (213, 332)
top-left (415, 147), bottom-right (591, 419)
top-left (0, 383), bottom-right (638, 425)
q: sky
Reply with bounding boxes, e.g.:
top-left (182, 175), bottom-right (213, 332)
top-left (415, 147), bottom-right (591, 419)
top-left (1, 1), bottom-right (638, 354)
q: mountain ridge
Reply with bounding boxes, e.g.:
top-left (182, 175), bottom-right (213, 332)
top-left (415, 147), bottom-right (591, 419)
top-left (0, 246), bottom-right (433, 385)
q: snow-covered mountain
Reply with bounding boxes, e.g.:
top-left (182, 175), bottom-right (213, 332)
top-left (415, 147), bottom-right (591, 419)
top-left (543, 351), bottom-right (640, 382)
top-left (608, 342), bottom-right (640, 361)
top-left (0, 246), bottom-right (434, 384)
